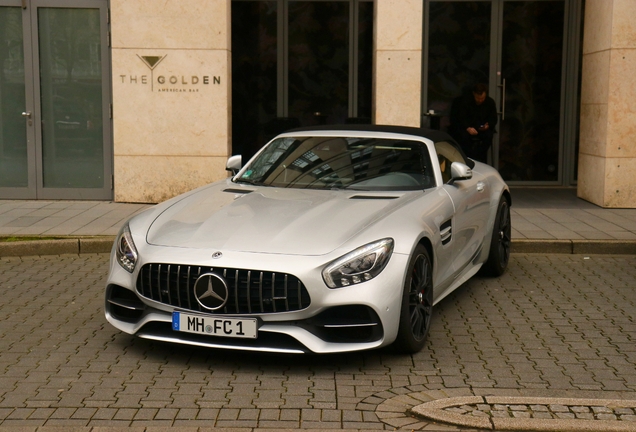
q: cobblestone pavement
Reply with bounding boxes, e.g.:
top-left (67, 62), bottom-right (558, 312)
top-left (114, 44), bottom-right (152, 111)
top-left (0, 253), bottom-right (635, 431)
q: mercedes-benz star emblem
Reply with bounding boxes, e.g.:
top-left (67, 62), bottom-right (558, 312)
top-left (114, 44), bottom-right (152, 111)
top-left (193, 273), bottom-right (229, 310)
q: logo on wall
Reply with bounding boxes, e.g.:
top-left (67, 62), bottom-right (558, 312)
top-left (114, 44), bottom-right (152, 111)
top-left (118, 54), bottom-right (221, 93)
top-left (138, 55), bottom-right (166, 92)
top-left (139, 55), bottom-right (165, 70)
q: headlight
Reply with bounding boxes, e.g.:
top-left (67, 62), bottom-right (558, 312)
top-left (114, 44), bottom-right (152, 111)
top-left (322, 238), bottom-right (394, 288)
top-left (116, 224), bottom-right (138, 273)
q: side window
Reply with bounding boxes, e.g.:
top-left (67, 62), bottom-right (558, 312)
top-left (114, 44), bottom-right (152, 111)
top-left (435, 141), bottom-right (466, 184)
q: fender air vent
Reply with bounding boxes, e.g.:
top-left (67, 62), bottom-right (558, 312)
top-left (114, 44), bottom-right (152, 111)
top-left (440, 219), bottom-right (452, 245)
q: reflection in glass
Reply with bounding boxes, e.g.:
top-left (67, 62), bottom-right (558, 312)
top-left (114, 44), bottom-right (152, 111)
top-left (357, 1), bottom-right (373, 121)
top-left (231, 0), bottom-right (373, 160)
top-left (427, 1), bottom-right (491, 132)
top-left (231, 1), bottom-right (278, 162)
top-left (235, 136), bottom-right (435, 190)
top-left (0, 7), bottom-right (28, 188)
top-left (288, 1), bottom-right (349, 127)
top-left (499, 1), bottom-right (564, 182)
top-left (38, 8), bottom-right (104, 188)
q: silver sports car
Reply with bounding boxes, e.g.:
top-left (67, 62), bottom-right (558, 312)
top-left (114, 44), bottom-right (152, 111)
top-left (105, 125), bottom-right (511, 354)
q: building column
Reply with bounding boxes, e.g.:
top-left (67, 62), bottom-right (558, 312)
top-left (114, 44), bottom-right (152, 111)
top-left (110, 0), bottom-right (231, 203)
top-left (373, 0), bottom-right (423, 127)
top-left (578, 0), bottom-right (636, 208)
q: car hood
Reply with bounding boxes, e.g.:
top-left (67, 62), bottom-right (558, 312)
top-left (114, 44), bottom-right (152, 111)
top-left (146, 183), bottom-right (418, 255)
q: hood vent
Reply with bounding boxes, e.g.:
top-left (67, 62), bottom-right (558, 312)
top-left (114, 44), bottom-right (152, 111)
top-left (223, 188), bottom-right (254, 194)
top-left (349, 195), bottom-right (399, 200)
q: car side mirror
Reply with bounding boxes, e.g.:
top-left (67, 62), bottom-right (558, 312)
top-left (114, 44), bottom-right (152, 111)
top-left (448, 162), bottom-right (473, 185)
top-left (226, 155), bottom-right (242, 175)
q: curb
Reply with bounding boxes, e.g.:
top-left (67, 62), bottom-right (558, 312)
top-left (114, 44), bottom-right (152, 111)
top-left (511, 239), bottom-right (636, 255)
top-left (0, 237), bottom-right (115, 257)
top-left (0, 238), bottom-right (635, 258)
top-left (410, 396), bottom-right (636, 431)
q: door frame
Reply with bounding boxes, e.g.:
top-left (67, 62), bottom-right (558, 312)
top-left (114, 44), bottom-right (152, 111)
top-left (0, 0), bottom-right (112, 200)
top-left (0, 0), bottom-right (37, 198)
top-left (421, 0), bottom-right (583, 186)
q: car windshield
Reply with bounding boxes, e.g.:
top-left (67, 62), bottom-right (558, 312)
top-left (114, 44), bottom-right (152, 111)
top-left (234, 136), bottom-right (435, 191)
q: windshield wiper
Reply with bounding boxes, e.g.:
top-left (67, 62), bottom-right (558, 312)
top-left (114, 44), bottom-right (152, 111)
top-left (234, 178), bottom-right (264, 186)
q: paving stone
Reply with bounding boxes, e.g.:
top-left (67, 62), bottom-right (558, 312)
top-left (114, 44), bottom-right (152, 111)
top-left (2, 253), bottom-right (636, 431)
top-left (548, 404), bottom-right (569, 412)
top-left (615, 408), bottom-right (635, 415)
top-left (591, 406), bottom-right (613, 414)
top-left (530, 404), bottom-right (549, 412)
top-left (570, 405), bottom-right (590, 413)
top-left (509, 405), bottom-right (528, 411)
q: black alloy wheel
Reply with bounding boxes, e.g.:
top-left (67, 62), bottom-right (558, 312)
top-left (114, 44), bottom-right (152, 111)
top-left (393, 245), bottom-right (433, 353)
top-left (483, 197), bottom-right (511, 276)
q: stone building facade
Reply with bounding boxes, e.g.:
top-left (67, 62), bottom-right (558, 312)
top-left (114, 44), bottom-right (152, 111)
top-left (0, 0), bottom-right (634, 208)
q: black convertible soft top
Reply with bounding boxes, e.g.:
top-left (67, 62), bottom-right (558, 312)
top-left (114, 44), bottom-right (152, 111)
top-left (287, 124), bottom-right (453, 143)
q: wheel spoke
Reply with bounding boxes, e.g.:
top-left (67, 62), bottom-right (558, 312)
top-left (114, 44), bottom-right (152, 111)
top-left (501, 207), bottom-right (509, 228)
top-left (414, 307), bottom-right (427, 336)
top-left (407, 254), bottom-right (432, 341)
top-left (411, 308), bottom-right (422, 334)
top-left (495, 203), bottom-right (511, 267)
top-left (412, 259), bottom-right (423, 287)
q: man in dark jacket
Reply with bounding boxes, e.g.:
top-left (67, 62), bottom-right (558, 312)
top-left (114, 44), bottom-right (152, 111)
top-left (453, 83), bottom-right (498, 163)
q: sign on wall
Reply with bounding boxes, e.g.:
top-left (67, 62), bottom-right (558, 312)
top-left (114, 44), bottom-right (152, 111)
top-left (117, 54), bottom-right (222, 93)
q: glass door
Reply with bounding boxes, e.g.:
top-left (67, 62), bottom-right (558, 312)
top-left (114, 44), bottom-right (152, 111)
top-left (0, 0), bottom-right (111, 199)
top-left (424, 0), bottom-right (580, 184)
top-left (287, 1), bottom-right (350, 127)
top-left (231, 0), bottom-right (373, 162)
top-left (497, 1), bottom-right (565, 182)
top-left (0, 1), bottom-right (35, 197)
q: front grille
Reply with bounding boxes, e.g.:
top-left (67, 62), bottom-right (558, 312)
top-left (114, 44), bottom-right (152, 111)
top-left (136, 263), bottom-right (311, 315)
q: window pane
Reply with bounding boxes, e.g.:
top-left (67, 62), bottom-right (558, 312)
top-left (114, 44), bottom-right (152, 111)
top-left (231, 1), bottom-right (278, 162)
top-left (288, 1), bottom-right (349, 127)
top-left (427, 1), bottom-right (491, 132)
top-left (0, 7), bottom-right (28, 188)
top-left (39, 8), bottom-right (104, 188)
top-left (356, 1), bottom-right (373, 122)
top-left (499, 1), bottom-right (564, 181)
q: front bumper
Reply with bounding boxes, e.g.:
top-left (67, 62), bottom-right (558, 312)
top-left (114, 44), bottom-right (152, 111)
top-left (105, 242), bottom-right (409, 354)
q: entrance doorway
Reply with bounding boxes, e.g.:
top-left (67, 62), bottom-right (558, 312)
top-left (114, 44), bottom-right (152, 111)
top-left (423, 0), bottom-right (583, 184)
top-left (0, 0), bottom-right (111, 199)
top-left (231, 0), bottom-right (373, 162)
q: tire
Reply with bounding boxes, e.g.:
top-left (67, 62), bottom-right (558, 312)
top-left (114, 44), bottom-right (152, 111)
top-left (482, 197), bottom-right (511, 276)
top-left (393, 245), bottom-right (433, 353)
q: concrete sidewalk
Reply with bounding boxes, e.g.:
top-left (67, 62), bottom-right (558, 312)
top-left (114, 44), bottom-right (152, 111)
top-left (1, 187), bottom-right (636, 256)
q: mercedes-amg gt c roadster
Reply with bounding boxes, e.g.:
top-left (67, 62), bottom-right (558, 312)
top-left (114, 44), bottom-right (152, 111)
top-left (105, 125), bottom-right (511, 354)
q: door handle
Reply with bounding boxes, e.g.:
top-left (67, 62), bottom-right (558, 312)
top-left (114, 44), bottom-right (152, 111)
top-left (22, 111), bottom-right (33, 126)
top-left (497, 77), bottom-right (506, 121)
top-left (476, 181), bottom-right (485, 192)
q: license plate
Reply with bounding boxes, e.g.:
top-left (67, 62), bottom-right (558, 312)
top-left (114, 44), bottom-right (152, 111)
top-left (172, 311), bottom-right (257, 339)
